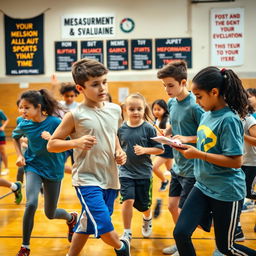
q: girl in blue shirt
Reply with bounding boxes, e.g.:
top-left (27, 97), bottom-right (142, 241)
top-left (173, 67), bottom-right (256, 255)
top-left (13, 89), bottom-right (77, 256)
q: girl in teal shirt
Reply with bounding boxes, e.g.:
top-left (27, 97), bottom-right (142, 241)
top-left (13, 90), bottom-right (77, 256)
top-left (173, 67), bottom-right (256, 255)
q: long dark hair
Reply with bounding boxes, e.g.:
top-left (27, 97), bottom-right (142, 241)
top-left (151, 99), bottom-right (169, 129)
top-left (192, 66), bottom-right (253, 118)
top-left (19, 89), bottom-right (64, 117)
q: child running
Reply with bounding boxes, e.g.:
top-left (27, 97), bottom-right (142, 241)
top-left (151, 99), bottom-right (173, 191)
top-left (173, 66), bottom-right (256, 255)
top-left (0, 109), bottom-right (10, 175)
top-left (47, 58), bottom-right (130, 256)
top-left (118, 93), bottom-right (164, 242)
top-left (12, 89), bottom-right (77, 256)
top-left (157, 61), bottom-right (204, 255)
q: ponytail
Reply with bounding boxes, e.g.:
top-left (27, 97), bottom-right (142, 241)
top-left (192, 66), bottom-right (253, 118)
top-left (221, 69), bottom-right (253, 118)
top-left (19, 89), bottom-right (64, 116)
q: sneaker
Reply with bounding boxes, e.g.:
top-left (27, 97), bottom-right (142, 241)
top-left (212, 248), bottom-right (225, 256)
top-left (242, 201), bottom-right (255, 212)
top-left (172, 252), bottom-right (180, 256)
top-left (159, 180), bottom-right (169, 192)
top-left (0, 168), bottom-right (9, 175)
top-left (67, 212), bottom-right (78, 242)
top-left (153, 199), bottom-right (162, 218)
top-left (234, 226), bottom-right (245, 242)
top-left (114, 237), bottom-right (131, 256)
top-left (121, 232), bottom-right (132, 242)
top-left (17, 247), bottom-right (30, 256)
top-left (14, 181), bottom-right (23, 205)
top-left (162, 244), bottom-right (178, 255)
top-left (142, 218), bottom-right (152, 237)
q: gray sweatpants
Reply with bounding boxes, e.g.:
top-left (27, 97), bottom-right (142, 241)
top-left (23, 171), bottom-right (71, 245)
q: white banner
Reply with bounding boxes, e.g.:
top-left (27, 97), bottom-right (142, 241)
top-left (61, 14), bottom-right (115, 39)
top-left (211, 8), bottom-right (244, 67)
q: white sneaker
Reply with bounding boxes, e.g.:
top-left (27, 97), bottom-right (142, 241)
top-left (162, 244), bottom-right (178, 255)
top-left (142, 218), bottom-right (152, 237)
top-left (121, 232), bottom-right (132, 242)
top-left (172, 252), bottom-right (180, 256)
top-left (0, 168), bottom-right (9, 175)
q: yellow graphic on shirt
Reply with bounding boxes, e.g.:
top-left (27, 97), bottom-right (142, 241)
top-left (197, 125), bottom-right (217, 152)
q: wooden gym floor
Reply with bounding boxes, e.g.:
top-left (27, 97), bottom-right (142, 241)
top-left (0, 140), bottom-right (255, 256)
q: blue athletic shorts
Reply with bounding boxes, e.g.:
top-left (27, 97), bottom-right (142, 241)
top-left (74, 186), bottom-right (118, 237)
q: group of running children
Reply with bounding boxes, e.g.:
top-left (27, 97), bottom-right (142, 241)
top-left (0, 58), bottom-right (255, 256)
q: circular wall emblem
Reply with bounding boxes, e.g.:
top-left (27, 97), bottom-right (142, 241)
top-left (120, 18), bottom-right (135, 33)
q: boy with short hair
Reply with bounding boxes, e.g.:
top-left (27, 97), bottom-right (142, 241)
top-left (47, 58), bottom-right (130, 256)
top-left (157, 61), bottom-right (204, 255)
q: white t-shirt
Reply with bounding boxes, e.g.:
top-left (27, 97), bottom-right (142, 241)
top-left (70, 102), bottom-right (122, 189)
top-left (242, 115), bottom-right (256, 166)
top-left (59, 100), bottom-right (79, 110)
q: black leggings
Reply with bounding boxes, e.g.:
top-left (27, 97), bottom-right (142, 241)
top-left (174, 187), bottom-right (256, 256)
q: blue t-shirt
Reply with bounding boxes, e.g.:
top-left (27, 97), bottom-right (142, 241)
top-left (118, 121), bottom-right (163, 179)
top-left (168, 93), bottom-right (204, 177)
top-left (12, 115), bottom-right (65, 181)
top-left (0, 110), bottom-right (7, 137)
top-left (194, 107), bottom-right (246, 202)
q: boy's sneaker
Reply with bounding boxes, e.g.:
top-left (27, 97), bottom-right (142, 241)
top-left (159, 180), bottom-right (169, 192)
top-left (114, 237), bottom-right (131, 256)
top-left (162, 244), bottom-right (178, 255)
top-left (242, 201), bottom-right (255, 212)
top-left (153, 199), bottom-right (162, 218)
top-left (67, 212), bottom-right (78, 242)
top-left (17, 247), bottom-right (30, 256)
top-left (121, 232), bottom-right (132, 242)
top-left (1, 168), bottom-right (9, 175)
top-left (142, 218), bottom-right (152, 237)
top-left (14, 181), bottom-right (22, 205)
top-left (234, 226), bottom-right (245, 242)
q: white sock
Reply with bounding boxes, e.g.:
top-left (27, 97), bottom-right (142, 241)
top-left (143, 213), bottom-right (152, 220)
top-left (22, 244), bottom-right (30, 249)
top-left (10, 183), bottom-right (18, 191)
top-left (124, 228), bottom-right (131, 234)
top-left (117, 241), bottom-right (125, 251)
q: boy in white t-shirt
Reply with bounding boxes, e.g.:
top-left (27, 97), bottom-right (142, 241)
top-left (47, 58), bottom-right (130, 256)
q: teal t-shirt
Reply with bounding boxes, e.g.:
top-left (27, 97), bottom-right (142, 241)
top-left (12, 115), bottom-right (65, 181)
top-left (168, 92), bottom-right (204, 177)
top-left (194, 107), bottom-right (246, 202)
top-left (0, 110), bottom-right (7, 137)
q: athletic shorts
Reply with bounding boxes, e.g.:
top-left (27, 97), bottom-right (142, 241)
top-left (0, 136), bottom-right (6, 145)
top-left (157, 144), bottom-right (173, 158)
top-left (169, 170), bottom-right (196, 208)
top-left (120, 177), bottom-right (152, 212)
top-left (74, 186), bottom-right (118, 238)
